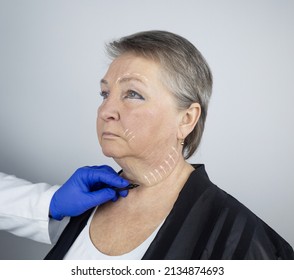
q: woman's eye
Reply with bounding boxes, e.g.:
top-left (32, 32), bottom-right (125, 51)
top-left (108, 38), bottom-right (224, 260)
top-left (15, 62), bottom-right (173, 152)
top-left (100, 91), bottom-right (109, 99)
top-left (125, 90), bottom-right (145, 100)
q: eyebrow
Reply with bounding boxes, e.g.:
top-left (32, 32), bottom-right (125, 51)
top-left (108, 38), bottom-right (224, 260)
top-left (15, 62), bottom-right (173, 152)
top-left (100, 76), bottom-right (147, 86)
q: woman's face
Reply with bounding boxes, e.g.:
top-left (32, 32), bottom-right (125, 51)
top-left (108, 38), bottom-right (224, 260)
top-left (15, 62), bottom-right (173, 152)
top-left (97, 53), bottom-right (182, 164)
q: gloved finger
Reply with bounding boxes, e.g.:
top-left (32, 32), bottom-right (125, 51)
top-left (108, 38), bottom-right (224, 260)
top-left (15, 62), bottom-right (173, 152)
top-left (83, 188), bottom-right (117, 208)
top-left (118, 190), bottom-right (128, 197)
top-left (89, 165), bottom-right (120, 178)
top-left (111, 189), bottom-right (128, 201)
top-left (112, 193), bottom-right (119, 202)
top-left (87, 166), bottom-right (129, 189)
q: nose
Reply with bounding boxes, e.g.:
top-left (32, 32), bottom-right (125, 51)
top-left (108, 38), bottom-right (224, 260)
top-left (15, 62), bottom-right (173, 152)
top-left (97, 97), bottom-right (120, 122)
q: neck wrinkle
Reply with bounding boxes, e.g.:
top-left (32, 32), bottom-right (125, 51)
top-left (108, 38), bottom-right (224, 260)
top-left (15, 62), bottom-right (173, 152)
top-left (114, 145), bottom-right (187, 190)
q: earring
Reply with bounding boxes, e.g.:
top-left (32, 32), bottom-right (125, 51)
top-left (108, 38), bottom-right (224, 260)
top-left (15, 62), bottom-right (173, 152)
top-left (180, 140), bottom-right (185, 145)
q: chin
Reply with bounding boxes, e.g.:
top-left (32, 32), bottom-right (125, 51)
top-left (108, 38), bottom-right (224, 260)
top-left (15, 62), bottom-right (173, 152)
top-left (101, 146), bottom-right (124, 159)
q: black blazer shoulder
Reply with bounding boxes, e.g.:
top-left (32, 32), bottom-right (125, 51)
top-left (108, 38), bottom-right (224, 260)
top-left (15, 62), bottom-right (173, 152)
top-left (142, 164), bottom-right (294, 259)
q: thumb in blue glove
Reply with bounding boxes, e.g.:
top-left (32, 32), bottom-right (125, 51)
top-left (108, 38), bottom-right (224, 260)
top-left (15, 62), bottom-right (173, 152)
top-left (49, 165), bottom-right (129, 220)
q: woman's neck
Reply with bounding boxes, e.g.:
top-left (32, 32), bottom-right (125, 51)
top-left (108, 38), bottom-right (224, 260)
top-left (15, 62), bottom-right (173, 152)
top-left (113, 145), bottom-right (193, 193)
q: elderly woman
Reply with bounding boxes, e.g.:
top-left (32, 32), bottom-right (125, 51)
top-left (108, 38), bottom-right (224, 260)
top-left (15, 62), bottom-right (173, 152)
top-left (45, 30), bottom-right (293, 259)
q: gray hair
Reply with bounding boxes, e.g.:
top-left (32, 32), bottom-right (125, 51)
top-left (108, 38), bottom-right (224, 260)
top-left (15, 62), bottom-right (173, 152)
top-left (106, 30), bottom-right (213, 159)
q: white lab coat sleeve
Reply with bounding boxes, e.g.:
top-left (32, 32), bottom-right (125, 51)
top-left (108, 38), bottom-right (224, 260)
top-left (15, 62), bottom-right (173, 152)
top-left (0, 172), bottom-right (69, 244)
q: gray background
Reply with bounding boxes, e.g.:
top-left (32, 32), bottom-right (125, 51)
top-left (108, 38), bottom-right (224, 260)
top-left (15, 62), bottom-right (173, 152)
top-left (0, 0), bottom-right (293, 259)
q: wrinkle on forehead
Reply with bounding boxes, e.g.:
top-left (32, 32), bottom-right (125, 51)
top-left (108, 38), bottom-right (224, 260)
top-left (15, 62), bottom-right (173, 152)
top-left (116, 72), bottom-right (149, 83)
top-left (100, 73), bottom-right (150, 88)
top-left (102, 54), bottom-right (156, 86)
top-left (115, 72), bottom-right (149, 84)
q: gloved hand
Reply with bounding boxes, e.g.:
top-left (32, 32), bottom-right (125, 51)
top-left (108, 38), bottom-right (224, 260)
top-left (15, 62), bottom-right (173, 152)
top-left (49, 165), bottom-right (129, 220)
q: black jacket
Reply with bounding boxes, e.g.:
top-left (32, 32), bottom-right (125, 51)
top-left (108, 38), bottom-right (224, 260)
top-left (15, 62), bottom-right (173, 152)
top-left (45, 164), bottom-right (294, 259)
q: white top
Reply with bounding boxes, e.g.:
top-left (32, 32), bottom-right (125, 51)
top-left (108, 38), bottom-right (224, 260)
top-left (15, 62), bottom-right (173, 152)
top-left (64, 208), bottom-right (163, 260)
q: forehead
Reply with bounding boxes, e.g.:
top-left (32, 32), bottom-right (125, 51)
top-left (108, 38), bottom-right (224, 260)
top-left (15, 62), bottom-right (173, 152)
top-left (103, 54), bottom-right (161, 83)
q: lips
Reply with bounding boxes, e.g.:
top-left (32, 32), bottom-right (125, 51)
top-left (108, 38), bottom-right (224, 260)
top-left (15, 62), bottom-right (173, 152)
top-left (102, 132), bottom-right (120, 138)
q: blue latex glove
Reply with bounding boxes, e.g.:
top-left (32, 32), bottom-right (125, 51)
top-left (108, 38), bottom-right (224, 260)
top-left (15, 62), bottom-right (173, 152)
top-left (49, 165), bottom-right (129, 220)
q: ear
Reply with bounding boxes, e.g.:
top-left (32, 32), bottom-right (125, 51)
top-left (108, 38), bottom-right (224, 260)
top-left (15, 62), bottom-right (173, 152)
top-left (177, 103), bottom-right (201, 140)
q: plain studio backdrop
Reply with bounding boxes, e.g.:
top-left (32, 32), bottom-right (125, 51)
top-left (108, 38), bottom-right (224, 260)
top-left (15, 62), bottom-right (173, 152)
top-left (0, 0), bottom-right (293, 259)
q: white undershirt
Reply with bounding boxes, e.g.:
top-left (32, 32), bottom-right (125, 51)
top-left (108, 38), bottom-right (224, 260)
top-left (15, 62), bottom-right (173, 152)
top-left (64, 208), bottom-right (163, 260)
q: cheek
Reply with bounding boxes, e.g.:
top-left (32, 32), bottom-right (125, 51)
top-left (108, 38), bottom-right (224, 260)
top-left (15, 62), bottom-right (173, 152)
top-left (125, 109), bottom-right (177, 143)
top-left (125, 109), bottom-right (157, 131)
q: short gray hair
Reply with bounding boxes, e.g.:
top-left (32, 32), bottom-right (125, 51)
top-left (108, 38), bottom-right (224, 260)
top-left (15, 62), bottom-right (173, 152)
top-left (106, 30), bottom-right (213, 159)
